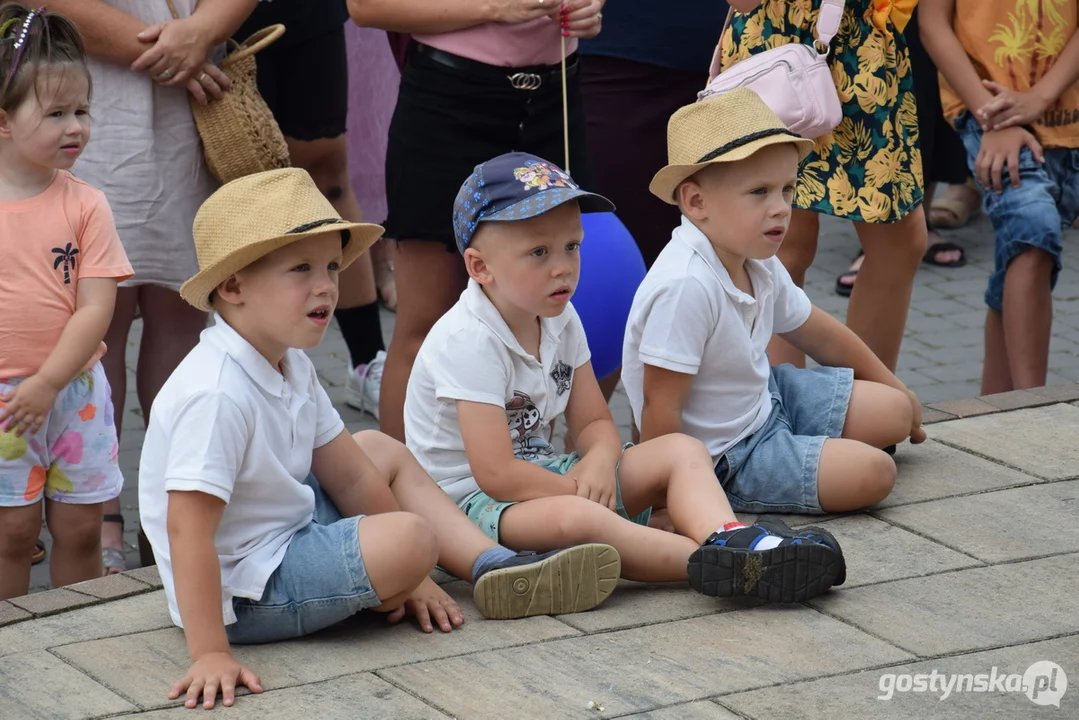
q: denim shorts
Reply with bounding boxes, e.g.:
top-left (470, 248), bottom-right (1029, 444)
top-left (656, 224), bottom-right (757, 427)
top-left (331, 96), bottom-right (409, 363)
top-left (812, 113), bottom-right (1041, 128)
top-left (226, 475), bottom-right (380, 645)
top-left (458, 446), bottom-right (652, 543)
top-left (714, 364), bottom-right (854, 514)
top-left (954, 112), bottom-right (1079, 312)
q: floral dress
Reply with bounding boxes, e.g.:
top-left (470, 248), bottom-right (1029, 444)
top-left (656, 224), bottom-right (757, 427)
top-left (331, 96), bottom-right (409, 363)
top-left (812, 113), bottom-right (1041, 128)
top-left (720, 0), bottom-right (923, 224)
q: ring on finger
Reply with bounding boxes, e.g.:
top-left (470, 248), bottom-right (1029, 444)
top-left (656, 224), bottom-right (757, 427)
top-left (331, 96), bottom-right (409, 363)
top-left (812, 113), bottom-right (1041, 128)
top-left (198, 72), bottom-right (209, 82)
top-left (160, 69), bottom-right (173, 80)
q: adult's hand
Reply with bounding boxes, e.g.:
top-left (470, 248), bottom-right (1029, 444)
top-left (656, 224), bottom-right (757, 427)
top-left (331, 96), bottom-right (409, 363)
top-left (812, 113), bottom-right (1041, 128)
top-left (490, 0), bottom-right (564, 25)
top-left (559, 0), bottom-right (604, 39)
top-left (186, 62), bottom-right (232, 105)
top-left (131, 16), bottom-right (215, 86)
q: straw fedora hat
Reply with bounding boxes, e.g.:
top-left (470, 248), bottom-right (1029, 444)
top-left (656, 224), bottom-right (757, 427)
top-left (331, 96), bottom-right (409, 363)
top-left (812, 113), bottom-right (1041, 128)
top-left (180, 168), bottom-right (384, 312)
top-left (649, 88), bottom-right (815, 205)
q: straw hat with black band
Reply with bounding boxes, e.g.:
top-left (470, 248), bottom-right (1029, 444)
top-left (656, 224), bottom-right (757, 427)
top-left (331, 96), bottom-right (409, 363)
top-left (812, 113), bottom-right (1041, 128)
top-left (649, 88), bottom-right (815, 205)
top-left (180, 169), bottom-right (385, 312)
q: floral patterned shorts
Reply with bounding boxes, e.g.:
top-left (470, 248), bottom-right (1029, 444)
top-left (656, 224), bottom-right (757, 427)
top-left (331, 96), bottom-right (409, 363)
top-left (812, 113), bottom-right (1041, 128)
top-left (0, 362), bottom-right (123, 506)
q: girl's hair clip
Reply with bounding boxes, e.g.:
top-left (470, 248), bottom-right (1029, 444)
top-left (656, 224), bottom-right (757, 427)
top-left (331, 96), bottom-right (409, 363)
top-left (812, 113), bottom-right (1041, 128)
top-left (13, 8), bottom-right (42, 50)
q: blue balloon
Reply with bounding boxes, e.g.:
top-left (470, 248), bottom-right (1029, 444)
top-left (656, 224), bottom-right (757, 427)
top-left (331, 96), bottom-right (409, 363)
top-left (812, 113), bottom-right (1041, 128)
top-left (574, 212), bottom-right (647, 379)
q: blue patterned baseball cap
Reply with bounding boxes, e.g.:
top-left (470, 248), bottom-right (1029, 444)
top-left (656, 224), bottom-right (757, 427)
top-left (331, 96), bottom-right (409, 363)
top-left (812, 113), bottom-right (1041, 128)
top-left (452, 152), bottom-right (615, 253)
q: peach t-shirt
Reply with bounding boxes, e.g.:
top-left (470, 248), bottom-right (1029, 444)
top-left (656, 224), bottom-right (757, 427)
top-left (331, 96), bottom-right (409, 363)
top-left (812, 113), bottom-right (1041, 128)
top-left (0, 171), bottom-right (133, 378)
top-left (940, 0), bottom-right (1079, 148)
top-left (415, 18), bottom-right (578, 67)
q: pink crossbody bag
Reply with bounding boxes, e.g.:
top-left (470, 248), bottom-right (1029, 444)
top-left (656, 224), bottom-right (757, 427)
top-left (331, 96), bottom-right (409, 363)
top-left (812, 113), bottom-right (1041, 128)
top-left (698, 0), bottom-right (846, 139)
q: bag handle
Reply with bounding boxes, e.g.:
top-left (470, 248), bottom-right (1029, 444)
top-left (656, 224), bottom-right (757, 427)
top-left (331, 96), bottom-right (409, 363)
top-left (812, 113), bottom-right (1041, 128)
top-left (719, 0), bottom-right (846, 53)
top-left (164, 0), bottom-right (284, 67)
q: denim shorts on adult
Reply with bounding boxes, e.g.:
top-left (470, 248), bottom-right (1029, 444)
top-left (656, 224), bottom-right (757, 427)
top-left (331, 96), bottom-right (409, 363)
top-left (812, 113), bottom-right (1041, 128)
top-left (226, 475), bottom-right (380, 644)
top-left (714, 364), bottom-right (854, 514)
top-left (0, 363), bottom-right (122, 507)
top-left (384, 43), bottom-right (593, 250)
top-left (955, 112), bottom-right (1079, 312)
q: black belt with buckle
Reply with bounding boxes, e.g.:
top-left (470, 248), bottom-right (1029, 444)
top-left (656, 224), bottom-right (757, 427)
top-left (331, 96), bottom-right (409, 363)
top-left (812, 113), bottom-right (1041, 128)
top-left (413, 42), bottom-right (579, 90)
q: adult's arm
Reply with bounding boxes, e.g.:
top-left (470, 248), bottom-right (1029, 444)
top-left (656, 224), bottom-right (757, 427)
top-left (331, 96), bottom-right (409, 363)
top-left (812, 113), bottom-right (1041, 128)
top-left (45, 0), bottom-right (148, 67)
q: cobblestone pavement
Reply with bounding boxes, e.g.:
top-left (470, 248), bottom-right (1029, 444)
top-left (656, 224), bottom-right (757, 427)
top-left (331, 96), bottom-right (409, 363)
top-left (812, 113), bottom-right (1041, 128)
top-left (28, 210), bottom-right (1079, 591)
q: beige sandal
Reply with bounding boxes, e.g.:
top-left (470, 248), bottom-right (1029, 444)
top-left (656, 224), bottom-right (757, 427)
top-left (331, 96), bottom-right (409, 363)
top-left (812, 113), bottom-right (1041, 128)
top-left (930, 178), bottom-right (981, 229)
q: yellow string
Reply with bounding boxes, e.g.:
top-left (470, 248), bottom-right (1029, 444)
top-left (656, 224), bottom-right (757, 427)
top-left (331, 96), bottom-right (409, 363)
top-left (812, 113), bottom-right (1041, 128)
top-left (561, 33), bottom-right (569, 174)
top-left (0, 18), bottom-right (20, 39)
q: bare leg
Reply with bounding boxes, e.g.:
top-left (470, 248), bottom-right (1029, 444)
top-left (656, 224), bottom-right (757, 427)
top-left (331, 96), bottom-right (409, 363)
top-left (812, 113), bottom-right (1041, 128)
top-left (849, 207), bottom-right (928, 371)
top-left (768, 209), bottom-right (819, 368)
top-left (356, 511), bottom-right (439, 610)
top-left (816, 439), bottom-right (896, 512)
top-left (840, 380), bottom-right (913, 448)
top-left (99, 288), bottom-right (138, 573)
top-left (285, 136), bottom-right (379, 312)
top-left (1001, 248), bottom-right (1054, 390)
top-left (46, 501), bottom-right (104, 587)
top-left (352, 431), bottom-right (499, 581)
top-left (0, 502), bottom-right (41, 600)
top-left (982, 308), bottom-right (1012, 394)
top-left (380, 243), bottom-right (469, 441)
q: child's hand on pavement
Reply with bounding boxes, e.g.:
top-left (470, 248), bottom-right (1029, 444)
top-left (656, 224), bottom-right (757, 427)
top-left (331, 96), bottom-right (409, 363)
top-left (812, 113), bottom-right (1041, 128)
top-left (975, 126), bottom-right (1043, 194)
top-left (387, 577), bottom-right (464, 633)
top-left (907, 389), bottom-right (927, 445)
top-left (976, 81), bottom-right (1049, 132)
top-left (569, 454), bottom-right (618, 511)
top-left (0, 375), bottom-right (59, 437)
top-left (170, 651), bottom-right (262, 710)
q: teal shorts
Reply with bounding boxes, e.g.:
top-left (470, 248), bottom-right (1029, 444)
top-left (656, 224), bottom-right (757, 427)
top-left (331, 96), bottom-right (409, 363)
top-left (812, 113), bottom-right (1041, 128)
top-left (458, 446), bottom-right (653, 543)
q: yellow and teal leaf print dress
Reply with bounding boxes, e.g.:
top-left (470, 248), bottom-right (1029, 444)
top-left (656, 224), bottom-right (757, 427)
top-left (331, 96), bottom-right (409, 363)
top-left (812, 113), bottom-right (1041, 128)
top-left (720, 0), bottom-right (924, 224)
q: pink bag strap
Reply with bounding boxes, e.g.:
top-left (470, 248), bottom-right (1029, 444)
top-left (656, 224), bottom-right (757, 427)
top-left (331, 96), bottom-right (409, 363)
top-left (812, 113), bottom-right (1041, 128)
top-left (710, 0), bottom-right (846, 82)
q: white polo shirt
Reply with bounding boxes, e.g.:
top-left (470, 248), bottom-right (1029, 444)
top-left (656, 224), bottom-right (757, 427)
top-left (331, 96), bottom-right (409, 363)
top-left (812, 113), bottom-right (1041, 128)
top-left (621, 216), bottom-right (813, 462)
top-left (405, 279), bottom-right (591, 504)
top-left (139, 317), bottom-right (345, 628)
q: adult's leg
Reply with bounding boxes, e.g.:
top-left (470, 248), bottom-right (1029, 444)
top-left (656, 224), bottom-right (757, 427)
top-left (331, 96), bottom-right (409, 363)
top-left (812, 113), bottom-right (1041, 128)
top-left (380, 244), bottom-right (468, 440)
top-left (849, 207), bottom-right (928, 371)
top-left (767, 209), bottom-right (819, 368)
top-left (99, 287), bottom-right (138, 574)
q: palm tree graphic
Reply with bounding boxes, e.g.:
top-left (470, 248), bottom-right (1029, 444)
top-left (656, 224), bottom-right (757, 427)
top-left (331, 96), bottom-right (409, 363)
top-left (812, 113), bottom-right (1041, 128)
top-left (52, 243), bottom-right (79, 285)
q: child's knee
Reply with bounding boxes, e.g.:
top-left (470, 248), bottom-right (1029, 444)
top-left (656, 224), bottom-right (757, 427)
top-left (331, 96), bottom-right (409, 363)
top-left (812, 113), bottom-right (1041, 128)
top-left (549, 497), bottom-right (613, 545)
top-left (368, 511), bottom-right (439, 572)
top-left (0, 512), bottom-right (40, 554)
top-left (47, 510), bottom-right (101, 550)
top-left (861, 452), bottom-right (897, 505)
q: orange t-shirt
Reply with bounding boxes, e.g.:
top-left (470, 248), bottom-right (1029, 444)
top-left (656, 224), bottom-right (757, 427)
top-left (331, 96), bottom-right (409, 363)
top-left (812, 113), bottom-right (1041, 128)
top-left (940, 0), bottom-right (1079, 149)
top-left (0, 171), bottom-right (133, 378)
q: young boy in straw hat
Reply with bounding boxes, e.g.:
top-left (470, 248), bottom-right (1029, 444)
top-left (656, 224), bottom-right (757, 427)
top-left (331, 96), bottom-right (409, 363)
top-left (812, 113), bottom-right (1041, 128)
top-left (623, 89), bottom-right (926, 519)
top-left (404, 151), bottom-right (847, 613)
top-left (138, 168), bottom-right (621, 710)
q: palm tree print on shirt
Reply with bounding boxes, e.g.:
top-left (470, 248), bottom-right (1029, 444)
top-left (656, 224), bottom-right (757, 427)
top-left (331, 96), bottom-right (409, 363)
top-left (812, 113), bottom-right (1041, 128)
top-left (990, 1), bottom-right (1071, 93)
top-left (52, 243), bottom-right (79, 284)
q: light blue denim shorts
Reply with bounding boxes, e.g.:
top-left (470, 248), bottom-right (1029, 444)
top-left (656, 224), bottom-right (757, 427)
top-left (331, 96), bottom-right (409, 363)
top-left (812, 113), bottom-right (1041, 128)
top-left (226, 475), bottom-right (380, 644)
top-left (459, 446), bottom-right (652, 543)
top-left (714, 364), bottom-right (854, 515)
top-left (954, 112), bottom-right (1079, 312)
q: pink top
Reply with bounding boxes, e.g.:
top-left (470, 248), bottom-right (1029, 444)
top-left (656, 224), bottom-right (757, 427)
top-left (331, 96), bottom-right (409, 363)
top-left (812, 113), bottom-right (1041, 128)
top-left (414, 18), bottom-right (578, 68)
top-left (0, 172), bottom-right (133, 378)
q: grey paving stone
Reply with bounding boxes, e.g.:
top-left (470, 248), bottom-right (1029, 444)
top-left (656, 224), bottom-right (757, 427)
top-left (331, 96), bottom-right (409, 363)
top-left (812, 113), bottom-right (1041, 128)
top-left (0, 650), bottom-right (136, 718)
top-left (555, 580), bottom-right (759, 634)
top-left (918, 361), bottom-right (985, 384)
top-left (130, 673), bottom-right (451, 719)
top-left (0, 602), bottom-right (30, 627)
top-left (881, 439), bottom-right (1040, 508)
top-left (123, 565), bottom-right (163, 589)
top-left (0, 590), bottom-right (172, 657)
top-left (929, 404), bottom-right (1079, 479)
top-left (808, 554), bottom-right (1079, 657)
top-left (720, 634), bottom-right (1078, 719)
top-left (625, 702), bottom-right (741, 719)
top-left (66, 573), bottom-right (150, 600)
top-left (8, 588), bottom-right (96, 616)
top-left (1029, 382), bottom-right (1079, 402)
top-left (977, 389), bottom-right (1054, 411)
top-left (915, 382), bottom-right (982, 405)
top-left (926, 397), bottom-right (998, 418)
top-left (791, 515), bottom-right (980, 588)
top-left (381, 607), bottom-right (911, 719)
top-left (920, 407), bottom-right (956, 425)
top-left (878, 480), bottom-right (1079, 563)
top-left (54, 583), bottom-right (579, 710)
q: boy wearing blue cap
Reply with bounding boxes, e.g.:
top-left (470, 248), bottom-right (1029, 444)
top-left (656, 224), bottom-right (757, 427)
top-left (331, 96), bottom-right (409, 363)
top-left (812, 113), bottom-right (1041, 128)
top-left (403, 152), bottom-right (848, 603)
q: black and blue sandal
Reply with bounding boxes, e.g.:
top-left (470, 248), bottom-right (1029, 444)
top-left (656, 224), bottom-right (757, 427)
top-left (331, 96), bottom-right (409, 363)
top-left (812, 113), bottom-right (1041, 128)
top-left (688, 520), bottom-right (845, 603)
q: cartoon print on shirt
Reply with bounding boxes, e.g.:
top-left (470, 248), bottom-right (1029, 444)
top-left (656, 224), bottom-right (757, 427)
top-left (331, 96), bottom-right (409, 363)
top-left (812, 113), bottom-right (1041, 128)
top-left (505, 390), bottom-right (554, 461)
top-left (550, 361), bottom-right (572, 396)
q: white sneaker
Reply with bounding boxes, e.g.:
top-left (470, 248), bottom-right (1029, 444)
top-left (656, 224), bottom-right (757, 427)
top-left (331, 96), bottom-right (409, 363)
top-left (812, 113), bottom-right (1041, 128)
top-left (346, 350), bottom-right (385, 419)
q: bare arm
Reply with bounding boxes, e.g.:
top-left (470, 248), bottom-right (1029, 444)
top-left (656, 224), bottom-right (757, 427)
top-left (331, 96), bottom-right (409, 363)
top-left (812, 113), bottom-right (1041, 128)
top-left (457, 401), bottom-right (578, 502)
top-left (346, 0), bottom-right (556, 34)
top-left (42, 0), bottom-right (148, 66)
top-left (728, 0), bottom-right (763, 14)
top-left (34, 277), bottom-right (115, 391)
top-left (311, 429), bottom-right (403, 517)
top-left (185, 0), bottom-right (259, 46)
top-left (168, 491), bottom-right (231, 661)
top-left (562, 361), bottom-right (622, 466)
top-left (639, 365), bottom-right (694, 442)
top-left (781, 307), bottom-right (905, 390)
top-left (919, 0), bottom-right (996, 114)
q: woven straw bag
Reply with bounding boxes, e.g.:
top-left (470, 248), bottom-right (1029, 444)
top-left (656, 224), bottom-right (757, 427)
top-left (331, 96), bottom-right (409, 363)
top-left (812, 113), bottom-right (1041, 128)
top-left (165, 1), bottom-right (291, 183)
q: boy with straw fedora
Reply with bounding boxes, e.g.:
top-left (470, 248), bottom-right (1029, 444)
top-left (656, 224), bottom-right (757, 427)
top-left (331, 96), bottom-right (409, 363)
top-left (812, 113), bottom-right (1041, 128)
top-left (138, 168), bottom-right (620, 710)
top-left (623, 89), bottom-right (926, 524)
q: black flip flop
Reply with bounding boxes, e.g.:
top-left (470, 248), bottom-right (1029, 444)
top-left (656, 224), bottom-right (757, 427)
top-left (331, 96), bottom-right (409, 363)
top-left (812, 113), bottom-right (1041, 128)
top-left (835, 251), bottom-right (863, 298)
top-left (923, 241), bottom-right (967, 268)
